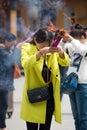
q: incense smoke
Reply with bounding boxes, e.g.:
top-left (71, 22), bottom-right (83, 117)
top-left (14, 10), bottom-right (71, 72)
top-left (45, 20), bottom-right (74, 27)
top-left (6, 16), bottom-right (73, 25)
top-left (17, 0), bottom-right (65, 39)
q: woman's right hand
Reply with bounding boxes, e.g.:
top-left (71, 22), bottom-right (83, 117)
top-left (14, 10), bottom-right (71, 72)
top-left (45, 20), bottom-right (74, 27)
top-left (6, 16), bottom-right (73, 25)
top-left (62, 33), bottom-right (73, 42)
top-left (36, 47), bottom-right (50, 60)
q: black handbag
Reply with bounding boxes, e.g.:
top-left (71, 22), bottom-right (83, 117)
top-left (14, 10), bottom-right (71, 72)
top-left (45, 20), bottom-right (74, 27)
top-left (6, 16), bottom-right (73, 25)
top-left (27, 57), bottom-right (51, 103)
top-left (61, 56), bottom-right (82, 94)
top-left (27, 85), bottom-right (50, 103)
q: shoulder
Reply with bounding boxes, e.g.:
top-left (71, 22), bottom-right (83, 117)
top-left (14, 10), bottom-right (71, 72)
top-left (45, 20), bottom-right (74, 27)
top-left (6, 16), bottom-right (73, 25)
top-left (21, 43), bottom-right (35, 49)
top-left (21, 42), bottom-right (30, 48)
top-left (0, 46), bottom-right (9, 55)
top-left (21, 43), bottom-right (37, 54)
top-left (62, 42), bottom-right (74, 52)
top-left (84, 41), bottom-right (87, 45)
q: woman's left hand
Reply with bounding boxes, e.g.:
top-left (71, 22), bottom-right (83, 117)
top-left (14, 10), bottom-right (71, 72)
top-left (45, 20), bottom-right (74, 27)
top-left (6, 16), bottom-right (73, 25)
top-left (49, 46), bottom-right (62, 53)
top-left (41, 46), bottom-right (65, 58)
top-left (36, 46), bottom-right (65, 60)
top-left (39, 46), bottom-right (62, 54)
top-left (49, 46), bottom-right (65, 58)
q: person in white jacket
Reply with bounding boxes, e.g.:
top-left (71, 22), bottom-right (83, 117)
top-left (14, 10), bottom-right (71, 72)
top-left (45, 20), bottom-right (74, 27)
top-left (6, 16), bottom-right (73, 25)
top-left (61, 29), bottom-right (87, 130)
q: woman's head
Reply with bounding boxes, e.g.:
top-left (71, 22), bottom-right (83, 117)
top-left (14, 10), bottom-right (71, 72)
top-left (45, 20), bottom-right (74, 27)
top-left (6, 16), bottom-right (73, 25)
top-left (2, 33), bottom-right (17, 50)
top-left (83, 26), bottom-right (87, 38)
top-left (32, 28), bottom-right (54, 49)
top-left (70, 29), bottom-right (86, 40)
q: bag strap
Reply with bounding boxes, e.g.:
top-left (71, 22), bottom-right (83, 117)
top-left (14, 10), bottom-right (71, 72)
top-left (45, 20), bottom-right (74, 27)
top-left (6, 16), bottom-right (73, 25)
top-left (44, 55), bottom-right (50, 83)
top-left (76, 56), bottom-right (83, 72)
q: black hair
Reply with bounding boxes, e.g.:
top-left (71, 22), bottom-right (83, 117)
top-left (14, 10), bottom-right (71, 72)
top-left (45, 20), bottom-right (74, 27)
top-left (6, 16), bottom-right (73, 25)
top-left (2, 33), bottom-right (16, 42)
top-left (74, 24), bottom-right (83, 30)
top-left (70, 29), bottom-right (86, 39)
top-left (30, 28), bottom-right (54, 45)
top-left (83, 26), bottom-right (87, 31)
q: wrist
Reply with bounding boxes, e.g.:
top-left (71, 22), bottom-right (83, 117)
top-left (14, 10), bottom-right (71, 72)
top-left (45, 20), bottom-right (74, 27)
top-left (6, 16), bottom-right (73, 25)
top-left (39, 50), bottom-right (43, 56)
top-left (36, 50), bottom-right (43, 61)
top-left (59, 50), bottom-right (65, 58)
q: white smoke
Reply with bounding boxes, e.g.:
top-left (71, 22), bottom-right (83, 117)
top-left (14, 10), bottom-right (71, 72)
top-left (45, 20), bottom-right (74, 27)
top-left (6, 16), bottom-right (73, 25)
top-left (17, 0), bottom-right (65, 39)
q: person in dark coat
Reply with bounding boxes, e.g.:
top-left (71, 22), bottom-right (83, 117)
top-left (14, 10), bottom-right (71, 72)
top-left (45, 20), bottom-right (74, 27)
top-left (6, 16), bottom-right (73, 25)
top-left (0, 33), bottom-right (20, 130)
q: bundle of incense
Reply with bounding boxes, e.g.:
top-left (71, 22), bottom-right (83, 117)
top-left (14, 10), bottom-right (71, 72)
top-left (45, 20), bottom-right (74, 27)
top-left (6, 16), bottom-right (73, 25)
top-left (46, 21), bottom-right (65, 46)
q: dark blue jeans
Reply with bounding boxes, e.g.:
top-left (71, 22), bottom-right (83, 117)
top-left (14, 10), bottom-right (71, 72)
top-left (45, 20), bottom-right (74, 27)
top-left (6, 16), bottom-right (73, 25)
top-left (0, 91), bottom-right (8, 128)
top-left (69, 84), bottom-right (87, 130)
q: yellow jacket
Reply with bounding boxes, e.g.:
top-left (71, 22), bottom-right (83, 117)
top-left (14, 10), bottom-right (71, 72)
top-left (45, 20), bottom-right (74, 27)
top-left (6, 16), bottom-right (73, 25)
top-left (20, 43), bottom-right (70, 124)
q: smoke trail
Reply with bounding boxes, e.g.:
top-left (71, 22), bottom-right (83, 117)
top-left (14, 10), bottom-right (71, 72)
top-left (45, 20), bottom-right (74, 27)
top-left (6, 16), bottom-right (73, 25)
top-left (38, 0), bottom-right (65, 27)
top-left (17, 0), bottom-right (65, 39)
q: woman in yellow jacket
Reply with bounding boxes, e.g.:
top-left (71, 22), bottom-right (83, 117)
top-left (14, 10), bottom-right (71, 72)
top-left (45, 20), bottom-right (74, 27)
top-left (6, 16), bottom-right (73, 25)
top-left (20, 28), bottom-right (70, 130)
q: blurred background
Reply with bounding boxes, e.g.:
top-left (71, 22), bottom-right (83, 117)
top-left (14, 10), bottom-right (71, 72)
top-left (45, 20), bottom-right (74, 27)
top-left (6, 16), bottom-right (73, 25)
top-left (0, 0), bottom-right (87, 42)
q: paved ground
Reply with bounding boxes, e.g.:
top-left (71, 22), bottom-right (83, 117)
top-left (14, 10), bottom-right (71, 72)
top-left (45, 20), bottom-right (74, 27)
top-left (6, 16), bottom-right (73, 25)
top-left (6, 76), bottom-right (75, 130)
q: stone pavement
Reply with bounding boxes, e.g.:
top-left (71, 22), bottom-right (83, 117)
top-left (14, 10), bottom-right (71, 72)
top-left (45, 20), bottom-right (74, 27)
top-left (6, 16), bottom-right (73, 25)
top-left (6, 76), bottom-right (75, 130)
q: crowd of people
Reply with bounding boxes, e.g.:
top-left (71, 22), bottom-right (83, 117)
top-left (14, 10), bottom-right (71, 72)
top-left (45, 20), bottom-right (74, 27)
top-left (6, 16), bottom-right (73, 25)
top-left (0, 18), bottom-right (87, 130)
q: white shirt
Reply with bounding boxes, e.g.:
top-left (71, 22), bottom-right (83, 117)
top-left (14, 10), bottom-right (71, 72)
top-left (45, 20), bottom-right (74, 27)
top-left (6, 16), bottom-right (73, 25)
top-left (61, 39), bottom-right (87, 84)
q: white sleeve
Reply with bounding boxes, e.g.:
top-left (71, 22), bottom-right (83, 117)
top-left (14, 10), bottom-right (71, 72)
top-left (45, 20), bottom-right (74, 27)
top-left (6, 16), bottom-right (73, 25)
top-left (59, 40), bottom-right (74, 55)
top-left (59, 39), bottom-right (68, 51)
top-left (71, 39), bottom-right (87, 56)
